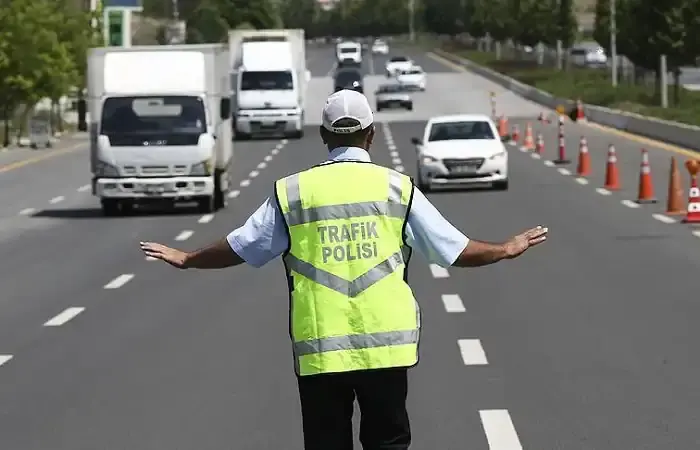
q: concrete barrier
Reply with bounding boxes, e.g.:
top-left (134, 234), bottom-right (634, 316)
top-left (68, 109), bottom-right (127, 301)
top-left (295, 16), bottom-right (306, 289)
top-left (434, 48), bottom-right (700, 152)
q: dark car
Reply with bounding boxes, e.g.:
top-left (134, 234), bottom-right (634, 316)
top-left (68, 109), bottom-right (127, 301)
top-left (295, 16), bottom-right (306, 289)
top-left (333, 69), bottom-right (364, 93)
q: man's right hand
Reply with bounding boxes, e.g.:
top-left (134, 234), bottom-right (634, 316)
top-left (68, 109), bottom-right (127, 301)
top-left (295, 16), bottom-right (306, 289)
top-left (503, 226), bottom-right (548, 259)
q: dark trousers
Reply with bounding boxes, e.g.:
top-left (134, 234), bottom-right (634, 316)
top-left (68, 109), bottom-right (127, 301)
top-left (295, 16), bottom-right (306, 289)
top-left (297, 367), bottom-right (411, 450)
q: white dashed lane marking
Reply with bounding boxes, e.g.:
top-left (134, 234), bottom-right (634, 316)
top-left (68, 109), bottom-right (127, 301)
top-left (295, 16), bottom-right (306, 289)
top-left (249, 170), bottom-right (259, 178)
top-left (240, 179), bottom-right (250, 187)
top-left (19, 208), bottom-right (35, 216)
top-left (479, 409), bottom-right (524, 450)
top-left (595, 187), bottom-right (611, 195)
top-left (175, 230), bottom-right (194, 241)
top-left (621, 199), bottom-right (640, 208)
top-left (257, 162), bottom-right (266, 169)
top-left (557, 168), bottom-right (571, 175)
top-left (228, 190), bottom-right (240, 198)
top-left (458, 339), bottom-right (488, 365)
top-left (49, 196), bottom-right (64, 204)
top-left (692, 230), bottom-right (700, 238)
top-left (395, 165), bottom-right (404, 173)
top-left (652, 213), bottom-right (676, 224)
top-left (77, 184), bottom-right (91, 192)
top-left (441, 294), bottom-right (465, 313)
top-left (575, 177), bottom-right (588, 185)
top-left (264, 155), bottom-right (273, 162)
top-left (429, 264), bottom-right (450, 278)
top-left (198, 214), bottom-right (214, 224)
top-left (44, 307), bottom-right (85, 326)
top-left (0, 355), bottom-right (12, 367)
top-left (543, 160), bottom-right (555, 167)
top-left (104, 274), bottom-right (134, 289)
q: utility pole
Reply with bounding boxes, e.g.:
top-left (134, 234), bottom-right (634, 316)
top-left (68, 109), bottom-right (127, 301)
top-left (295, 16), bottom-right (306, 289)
top-left (610, 0), bottom-right (618, 86)
top-left (408, 0), bottom-right (415, 42)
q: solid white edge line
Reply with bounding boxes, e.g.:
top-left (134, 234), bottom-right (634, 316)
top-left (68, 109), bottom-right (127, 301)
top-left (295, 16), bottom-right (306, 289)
top-left (621, 199), bottom-right (640, 208)
top-left (652, 213), bottom-right (676, 223)
top-left (429, 264), bottom-right (450, 278)
top-left (0, 355), bottom-right (12, 367)
top-left (49, 196), bottom-right (65, 204)
top-left (198, 214), bottom-right (214, 224)
top-left (442, 294), bottom-right (465, 313)
top-left (104, 274), bottom-right (134, 289)
top-left (44, 307), bottom-right (85, 326)
top-left (458, 339), bottom-right (488, 365)
top-left (228, 189), bottom-right (240, 198)
top-left (175, 230), bottom-right (194, 241)
top-left (479, 409), bottom-right (524, 450)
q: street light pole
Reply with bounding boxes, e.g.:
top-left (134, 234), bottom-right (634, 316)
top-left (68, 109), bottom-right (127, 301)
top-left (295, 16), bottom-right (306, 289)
top-left (610, 0), bottom-right (618, 86)
top-left (408, 0), bottom-right (415, 42)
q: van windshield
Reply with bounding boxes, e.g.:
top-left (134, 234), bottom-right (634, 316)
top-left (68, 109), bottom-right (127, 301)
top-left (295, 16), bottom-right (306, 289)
top-left (100, 95), bottom-right (206, 146)
top-left (240, 71), bottom-right (294, 90)
top-left (340, 47), bottom-right (358, 53)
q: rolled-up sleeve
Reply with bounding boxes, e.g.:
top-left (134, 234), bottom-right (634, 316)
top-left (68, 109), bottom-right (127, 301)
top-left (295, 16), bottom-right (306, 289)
top-left (226, 195), bottom-right (289, 268)
top-left (404, 187), bottom-right (469, 267)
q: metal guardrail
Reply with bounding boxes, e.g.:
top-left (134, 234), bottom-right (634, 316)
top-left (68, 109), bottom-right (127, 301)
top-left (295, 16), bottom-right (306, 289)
top-left (433, 48), bottom-right (700, 153)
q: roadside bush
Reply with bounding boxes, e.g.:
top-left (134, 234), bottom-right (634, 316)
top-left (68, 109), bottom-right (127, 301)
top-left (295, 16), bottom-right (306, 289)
top-left (442, 47), bottom-right (700, 127)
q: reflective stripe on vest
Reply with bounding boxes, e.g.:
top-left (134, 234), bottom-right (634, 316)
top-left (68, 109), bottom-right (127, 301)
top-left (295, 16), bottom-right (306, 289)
top-left (276, 162), bottom-right (420, 376)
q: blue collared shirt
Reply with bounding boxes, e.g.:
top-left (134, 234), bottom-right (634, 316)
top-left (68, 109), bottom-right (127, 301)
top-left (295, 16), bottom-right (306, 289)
top-left (226, 147), bottom-right (469, 268)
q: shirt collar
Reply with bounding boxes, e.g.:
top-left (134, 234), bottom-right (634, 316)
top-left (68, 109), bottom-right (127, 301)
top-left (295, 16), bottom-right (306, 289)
top-left (327, 146), bottom-right (371, 162)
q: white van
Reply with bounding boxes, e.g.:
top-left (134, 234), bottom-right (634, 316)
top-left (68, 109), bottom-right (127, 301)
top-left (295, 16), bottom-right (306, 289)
top-left (336, 42), bottom-right (362, 67)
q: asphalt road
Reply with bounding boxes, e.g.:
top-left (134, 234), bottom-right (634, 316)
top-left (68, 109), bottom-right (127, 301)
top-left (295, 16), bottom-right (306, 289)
top-left (1, 44), bottom-right (700, 449)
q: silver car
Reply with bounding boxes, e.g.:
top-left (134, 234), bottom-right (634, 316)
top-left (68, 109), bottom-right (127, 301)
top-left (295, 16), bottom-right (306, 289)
top-left (375, 84), bottom-right (413, 112)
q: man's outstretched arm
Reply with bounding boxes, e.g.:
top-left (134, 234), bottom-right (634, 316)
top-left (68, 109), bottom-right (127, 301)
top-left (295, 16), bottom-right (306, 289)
top-left (140, 238), bottom-right (244, 269)
top-left (452, 226), bottom-right (548, 267)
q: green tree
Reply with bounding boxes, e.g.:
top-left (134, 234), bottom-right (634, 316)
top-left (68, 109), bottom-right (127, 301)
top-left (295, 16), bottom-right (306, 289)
top-left (186, 0), bottom-right (229, 43)
top-left (555, 0), bottom-right (576, 48)
top-left (516, 0), bottom-right (557, 46)
top-left (592, 0), bottom-right (610, 50)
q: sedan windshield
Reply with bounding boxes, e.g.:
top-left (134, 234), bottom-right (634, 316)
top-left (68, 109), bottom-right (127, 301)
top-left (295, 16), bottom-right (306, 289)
top-left (428, 121), bottom-right (495, 142)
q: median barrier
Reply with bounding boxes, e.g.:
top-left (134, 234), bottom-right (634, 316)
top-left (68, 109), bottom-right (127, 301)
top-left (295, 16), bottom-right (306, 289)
top-left (433, 48), bottom-right (700, 152)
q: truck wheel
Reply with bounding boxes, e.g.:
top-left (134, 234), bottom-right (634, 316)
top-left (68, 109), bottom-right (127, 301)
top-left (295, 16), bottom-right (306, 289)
top-left (101, 199), bottom-right (120, 216)
top-left (197, 196), bottom-right (215, 213)
top-left (291, 130), bottom-right (304, 139)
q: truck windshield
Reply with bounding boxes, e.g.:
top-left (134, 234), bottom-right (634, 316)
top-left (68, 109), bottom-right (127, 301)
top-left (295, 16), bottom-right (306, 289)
top-left (100, 96), bottom-right (206, 146)
top-left (240, 71), bottom-right (294, 90)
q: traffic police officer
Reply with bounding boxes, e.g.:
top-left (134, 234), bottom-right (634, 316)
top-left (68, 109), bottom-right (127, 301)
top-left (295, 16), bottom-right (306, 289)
top-left (140, 89), bottom-right (548, 450)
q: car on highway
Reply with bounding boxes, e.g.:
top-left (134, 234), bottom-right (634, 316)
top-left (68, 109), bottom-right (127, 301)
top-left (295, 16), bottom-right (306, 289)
top-left (395, 65), bottom-right (426, 91)
top-left (333, 68), bottom-right (364, 93)
top-left (385, 56), bottom-right (414, 77)
top-left (372, 39), bottom-right (389, 55)
top-left (411, 114), bottom-right (508, 191)
top-left (375, 83), bottom-right (413, 111)
top-left (336, 41), bottom-right (362, 67)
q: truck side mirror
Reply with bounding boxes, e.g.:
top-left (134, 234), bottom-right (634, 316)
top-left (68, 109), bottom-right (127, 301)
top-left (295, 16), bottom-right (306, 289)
top-left (220, 98), bottom-right (230, 119)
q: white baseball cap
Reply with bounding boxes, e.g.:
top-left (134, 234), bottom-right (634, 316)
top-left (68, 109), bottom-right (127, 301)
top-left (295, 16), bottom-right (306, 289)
top-left (322, 89), bottom-right (374, 134)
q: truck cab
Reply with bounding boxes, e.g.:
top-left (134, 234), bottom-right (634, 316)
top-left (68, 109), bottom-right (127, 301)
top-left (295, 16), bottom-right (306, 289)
top-left (88, 46), bottom-right (232, 216)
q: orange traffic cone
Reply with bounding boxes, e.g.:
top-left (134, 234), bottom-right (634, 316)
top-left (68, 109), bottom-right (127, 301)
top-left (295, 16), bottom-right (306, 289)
top-left (576, 137), bottom-right (590, 176)
top-left (665, 157), bottom-right (685, 215)
top-left (635, 149), bottom-right (656, 203)
top-left (682, 159), bottom-right (700, 223)
top-left (523, 123), bottom-right (534, 149)
top-left (512, 124), bottom-right (520, 143)
top-left (604, 144), bottom-right (620, 190)
top-left (498, 116), bottom-right (508, 137)
top-left (575, 99), bottom-right (586, 122)
top-left (535, 133), bottom-right (544, 155)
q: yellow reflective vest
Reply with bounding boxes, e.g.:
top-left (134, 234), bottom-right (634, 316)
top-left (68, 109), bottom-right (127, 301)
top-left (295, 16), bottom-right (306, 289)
top-left (274, 161), bottom-right (421, 376)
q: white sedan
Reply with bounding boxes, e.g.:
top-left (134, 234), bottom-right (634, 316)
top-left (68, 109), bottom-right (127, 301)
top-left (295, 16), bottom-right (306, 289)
top-left (385, 56), bottom-right (413, 76)
top-left (396, 66), bottom-right (426, 91)
top-left (411, 114), bottom-right (509, 191)
top-left (372, 40), bottom-right (389, 54)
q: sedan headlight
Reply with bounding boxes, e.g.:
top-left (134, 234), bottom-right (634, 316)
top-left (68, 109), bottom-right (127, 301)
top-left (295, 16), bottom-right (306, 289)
top-left (190, 160), bottom-right (212, 176)
top-left (489, 151), bottom-right (506, 160)
top-left (95, 160), bottom-right (119, 177)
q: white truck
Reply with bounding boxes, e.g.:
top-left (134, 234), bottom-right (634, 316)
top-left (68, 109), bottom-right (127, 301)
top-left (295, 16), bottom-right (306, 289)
top-left (229, 29), bottom-right (310, 140)
top-left (86, 44), bottom-right (233, 216)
